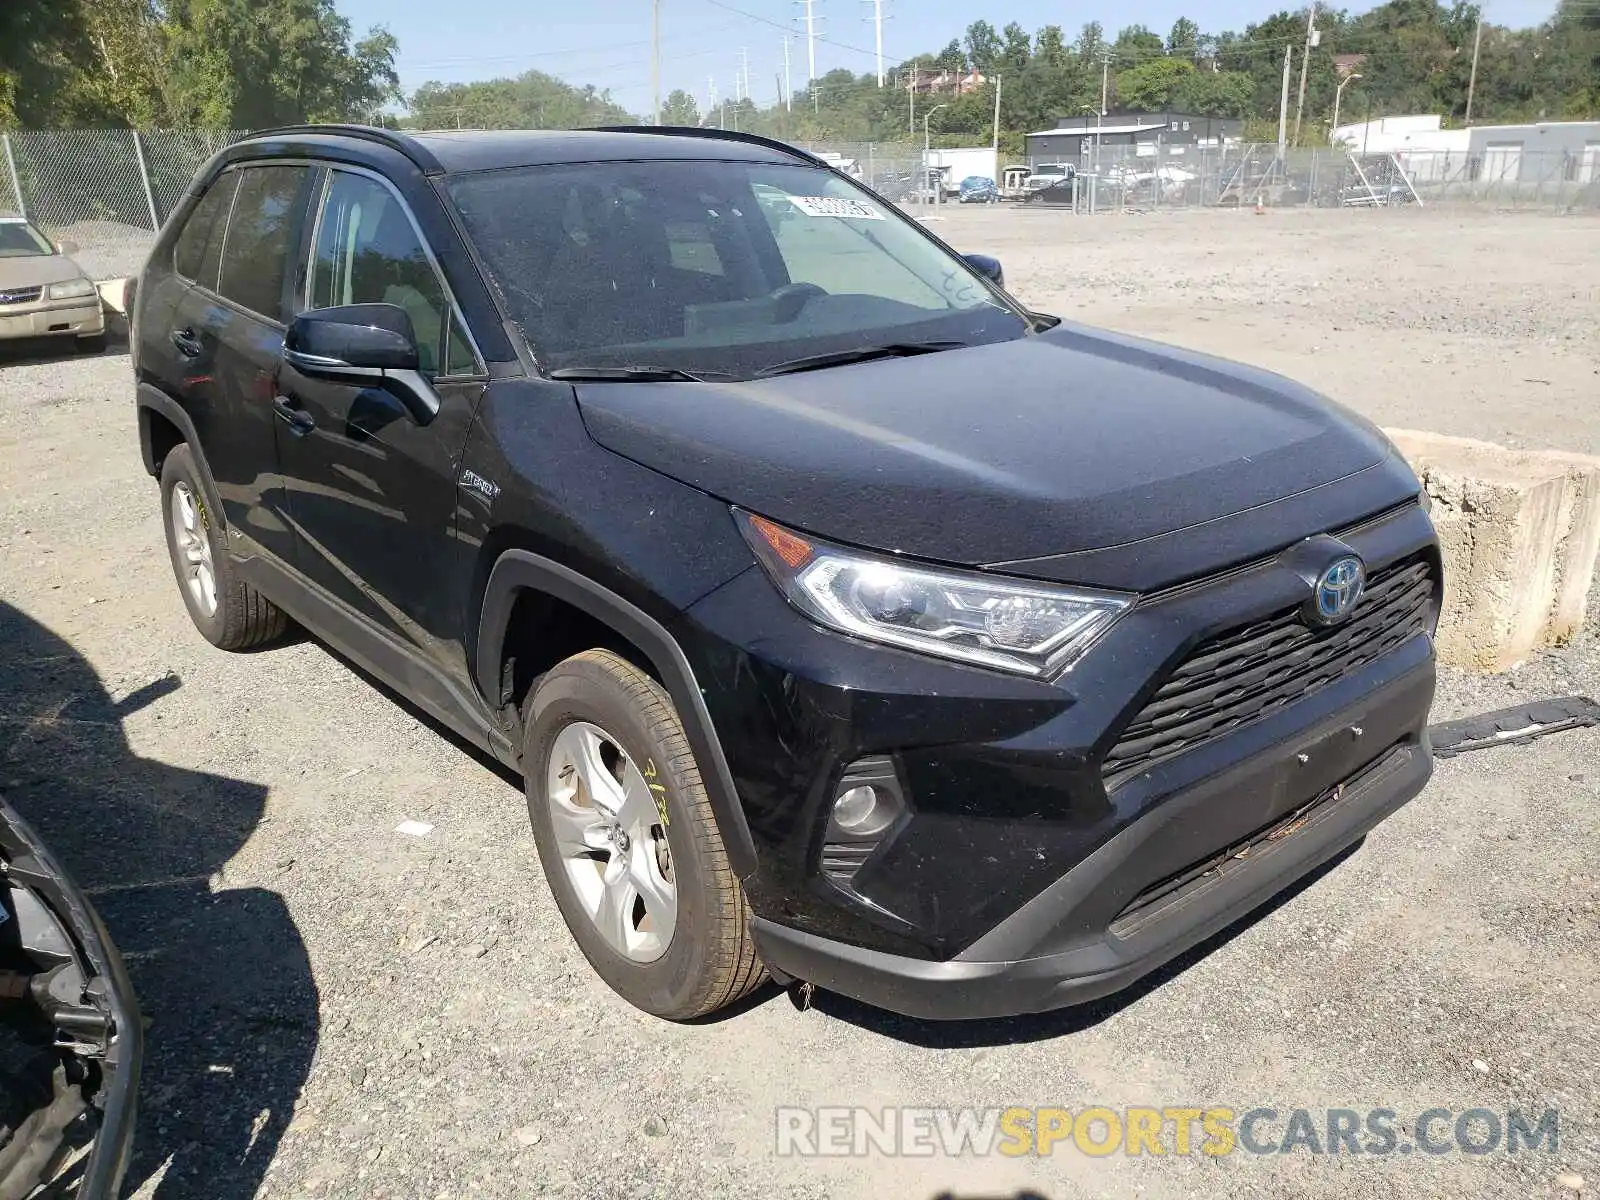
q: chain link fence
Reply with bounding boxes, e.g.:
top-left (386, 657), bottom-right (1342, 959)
top-left (1013, 143), bottom-right (1600, 214)
top-left (1, 129), bottom-right (247, 278)
top-left (3, 129), bottom-right (1592, 281)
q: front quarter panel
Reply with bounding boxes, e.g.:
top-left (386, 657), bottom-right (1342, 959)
top-left (456, 378), bottom-right (759, 645)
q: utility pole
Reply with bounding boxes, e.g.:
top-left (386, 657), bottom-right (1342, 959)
top-left (1278, 44), bottom-right (1293, 159)
top-left (783, 33), bottom-right (792, 110)
top-left (651, 0), bottom-right (662, 124)
top-left (992, 75), bottom-right (1001, 152)
top-left (1099, 49), bottom-right (1112, 119)
top-left (1292, 2), bottom-right (1318, 147)
top-left (871, 0), bottom-right (884, 87)
top-left (737, 47), bottom-right (749, 102)
top-left (709, 77), bottom-right (719, 127)
top-left (1465, 11), bottom-right (1483, 125)
top-left (908, 66), bottom-right (915, 134)
top-left (798, 0), bottom-right (817, 83)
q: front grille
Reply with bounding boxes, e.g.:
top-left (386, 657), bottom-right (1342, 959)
top-left (1102, 556), bottom-right (1435, 787)
top-left (0, 286), bottom-right (42, 306)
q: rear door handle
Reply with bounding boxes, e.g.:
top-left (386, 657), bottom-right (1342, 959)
top-left (272, 396), bottom-right (315, 436)
top-left (170, 328), bottom-right (202, 358)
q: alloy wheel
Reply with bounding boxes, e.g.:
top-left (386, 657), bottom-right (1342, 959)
top-left (545, 720), bottom-right (677, 963)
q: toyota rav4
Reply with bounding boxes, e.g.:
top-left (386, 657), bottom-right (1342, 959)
top-left (132, 125), bottom-right (1440, 1021)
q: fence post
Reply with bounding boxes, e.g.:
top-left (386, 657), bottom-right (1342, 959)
top-left (2, 134), bottom-right (24, 218)
top-left (132, 129), bottom-right (160, 231)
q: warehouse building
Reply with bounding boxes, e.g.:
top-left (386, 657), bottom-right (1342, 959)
top-left (1025, 111), bottom-right (1244, 164)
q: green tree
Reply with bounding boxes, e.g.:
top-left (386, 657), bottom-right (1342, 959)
top-left (1034, 25), bottom-right (1069, 69)
top-left (1167, 17), bottom-right (1201, 55)
top-left (407, 70), bottom-right (633, 129)
top-left (1116, 57), bottom-right (1196, 109)
top-left (1115, 25), bottom-right (1167, 58)
top-left (1000, 23), bottom-right (1032, 74)
top-left (661, 88), bottom-right (700, 125)
top-left (964, 21), bottom-right (1003, 74)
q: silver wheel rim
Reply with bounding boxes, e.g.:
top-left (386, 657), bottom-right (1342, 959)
top-left (170, 481), bottom-right (218, 617)
top-left (546, 721), bottom-right (677, 963)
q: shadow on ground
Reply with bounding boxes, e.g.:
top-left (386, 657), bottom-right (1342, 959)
top-left (810, 842), bottom-right (1359, 1048)
top-left (0, 600), bottom-right (315, 1199)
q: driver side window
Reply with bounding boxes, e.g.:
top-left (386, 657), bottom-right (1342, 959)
top-left (308, 171), bottom-right (474, 377)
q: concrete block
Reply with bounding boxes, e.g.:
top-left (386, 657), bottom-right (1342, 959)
top-left (1385, 428), bottom-right (1600, 671)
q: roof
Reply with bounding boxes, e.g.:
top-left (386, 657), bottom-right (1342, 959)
top-left (238, 124), bottom-right (818, 176)
top-left (1026, 123), bottom-right (1169, 138)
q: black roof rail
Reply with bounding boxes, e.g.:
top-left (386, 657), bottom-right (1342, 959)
top-left (592, 125), bottom-right (828, 167)
top-left (240, 123), bottom-right (443, 173)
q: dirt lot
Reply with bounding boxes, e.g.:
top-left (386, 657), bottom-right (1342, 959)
top-left (1, 208), bottom-right (1597, 1200)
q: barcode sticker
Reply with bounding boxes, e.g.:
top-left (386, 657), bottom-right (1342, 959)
top-left (785, 195), bottom-right (885, 220)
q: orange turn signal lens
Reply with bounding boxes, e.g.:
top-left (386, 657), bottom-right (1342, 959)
top-left (746, 513), bottom-right (814, 570)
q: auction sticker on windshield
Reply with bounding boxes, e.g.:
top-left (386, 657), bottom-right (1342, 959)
top-left (786, 195), bottom-right (885, 220)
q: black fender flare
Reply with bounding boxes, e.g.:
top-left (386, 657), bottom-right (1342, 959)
top-left (475, 551), bottom-right (758, 880)
top-left (135, 383), bottom-right (231, 538)
top-left (136, 382), bottom-right (201, 479)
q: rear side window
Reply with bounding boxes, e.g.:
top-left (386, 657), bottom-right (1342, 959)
top-left (218, 165), bottom-right (309, 320)
top-left (172, 173), bottom-right (238, 285)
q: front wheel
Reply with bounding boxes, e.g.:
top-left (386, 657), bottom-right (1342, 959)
top-left (523, 650), bottom-right (765, 1019)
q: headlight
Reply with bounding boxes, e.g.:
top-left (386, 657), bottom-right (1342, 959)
top-left (46, 277), bottom-right (97, 301)
top-left (738, 511), bottom-right (1131, 677)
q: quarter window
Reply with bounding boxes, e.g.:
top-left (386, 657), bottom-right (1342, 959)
top-left (217, 166), bottom-right (309, 319)
top-left (309, 171), bottom-right (465, 376)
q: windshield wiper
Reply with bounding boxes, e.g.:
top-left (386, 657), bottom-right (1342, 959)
top-left (750, 340), bottom-right (967, 379)
top-left (547, 365), bottom-right (709, 383)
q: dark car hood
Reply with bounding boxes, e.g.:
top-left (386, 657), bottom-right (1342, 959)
top-left (574, 322), bottom-right (1405, 583)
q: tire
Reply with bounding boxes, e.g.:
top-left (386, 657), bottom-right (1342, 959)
top-left (159, 443), bottom-right (288, 650)
top-left (523, 649), bottom-right (765, 1020)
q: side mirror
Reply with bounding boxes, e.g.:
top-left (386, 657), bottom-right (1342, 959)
top-left (963, 254), bottom-right (1004, 288)
top-left (284, 303), bottom-right (438, 424)
top-left (54, 239), bottom-right (79, 257)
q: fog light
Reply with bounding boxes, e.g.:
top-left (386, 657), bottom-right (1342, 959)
top-left (831, 785), bottom-right (877, 829)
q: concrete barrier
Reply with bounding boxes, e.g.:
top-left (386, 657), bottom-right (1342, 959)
top-left (1385, 428), bottom-right (1600, 671)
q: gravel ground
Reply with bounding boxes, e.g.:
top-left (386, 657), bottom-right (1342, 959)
top-left (1, 209), bottom-right (1597, 1200)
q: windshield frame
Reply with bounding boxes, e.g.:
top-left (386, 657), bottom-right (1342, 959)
top-left (439, 153), bottom-right (1035, 380)
top-left (0, 220), bottom-right (57, 259)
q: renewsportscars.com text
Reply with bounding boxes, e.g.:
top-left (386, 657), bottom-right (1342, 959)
top-left (774, 1106), bottom-right (1560, 1158)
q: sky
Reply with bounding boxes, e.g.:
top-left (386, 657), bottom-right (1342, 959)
top-left (338, 0), bottom-right (1560, 118)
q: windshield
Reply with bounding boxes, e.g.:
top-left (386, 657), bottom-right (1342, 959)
top-left (0, 221), bottom-right (54, 258)
top-left (446, 159), bottom-right (1028, 378)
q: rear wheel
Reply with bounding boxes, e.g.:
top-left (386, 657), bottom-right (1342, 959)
top-left (523, 650), bottom-right (765, 1019)
top-left (159, 444), bottom-right (288, 650)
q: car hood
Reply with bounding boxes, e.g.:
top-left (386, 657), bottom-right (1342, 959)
top-left (574, 322), bottom-right (1408, 587)
top-left (0, 253), bottom-right (86, 290)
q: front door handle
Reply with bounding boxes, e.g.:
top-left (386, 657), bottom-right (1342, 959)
top-left (170, 328), bottom-right (202, 358)
top-left (272, 396), bottom-right (315, 436)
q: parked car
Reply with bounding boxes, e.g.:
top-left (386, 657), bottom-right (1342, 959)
top-left (957, 175), bottom-right (999, 203)
top-left (1022, 176), bottom-right (1080, 206)
top-left (0, 217), bottom-right (106, 352)
top-left (1, 796), bottom-right (141, 1198)
top-left (1023, 162), bottom-right (1076, 192)
top-left (134, 125), bottom-right (1440, 1022)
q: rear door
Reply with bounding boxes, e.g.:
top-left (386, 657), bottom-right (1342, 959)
top-left (274, 167), bottom-right (487, 671)
top-left (169, 163), bottom-right (315, 567)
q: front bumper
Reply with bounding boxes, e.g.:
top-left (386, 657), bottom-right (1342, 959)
top-left (0, 299), bottom-right (105, 341)
top-left (677, 499), bottom-right (1439, 1017)
top-left (750, 663), bottom-right (1432, 1019)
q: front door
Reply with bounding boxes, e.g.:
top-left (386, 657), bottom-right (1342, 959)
top-left (274, 168), bottom-right (486, 676)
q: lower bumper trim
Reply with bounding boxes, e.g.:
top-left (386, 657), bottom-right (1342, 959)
top-left (752, 733), bottom-right (1431, 1021)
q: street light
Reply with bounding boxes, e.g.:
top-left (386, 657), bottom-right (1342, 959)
top-left (923, 103), bottom-right (947, 205)
top-left (1331, 73), bottom-right (1362, 147)
top-left (1080, 103), bottom-right (1103, 176)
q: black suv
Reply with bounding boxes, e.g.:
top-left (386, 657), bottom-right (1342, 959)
top-left (132, 125), bottom-right (1440, 1021)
